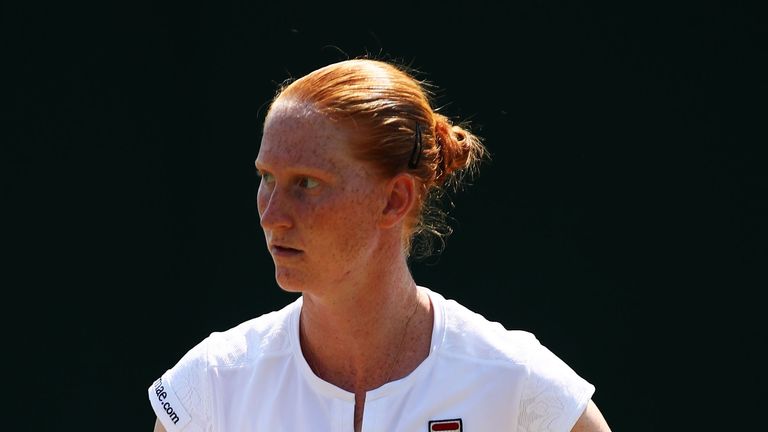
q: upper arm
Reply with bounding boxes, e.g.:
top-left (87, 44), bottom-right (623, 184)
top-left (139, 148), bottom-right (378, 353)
top-left (570, 400), bottom-right (612, 432)
top-left (153, 418), bottom-right (167, 432)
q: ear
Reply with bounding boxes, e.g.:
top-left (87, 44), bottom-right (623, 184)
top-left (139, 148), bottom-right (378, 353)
top-left (379, 173), bottom-right (417, 229)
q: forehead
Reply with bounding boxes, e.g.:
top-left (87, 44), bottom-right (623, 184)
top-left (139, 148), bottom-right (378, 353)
top-left (258, 101), bottom-right (356, 172)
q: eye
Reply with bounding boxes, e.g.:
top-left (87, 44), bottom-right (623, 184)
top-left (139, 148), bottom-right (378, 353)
top-left (298, 177), bottom-right (320, 189)
top-left (257, 170), bottom-right (275, 184)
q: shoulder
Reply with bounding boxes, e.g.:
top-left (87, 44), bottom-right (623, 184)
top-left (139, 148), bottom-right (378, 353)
top-left (182, 297), bottom-right (299, 370)
top-left (430, 290), bottom-right (596, 431)
top-left (149, 298), bottom-right (300, 432)
top-left (434, 290), bottom-right (544, 368)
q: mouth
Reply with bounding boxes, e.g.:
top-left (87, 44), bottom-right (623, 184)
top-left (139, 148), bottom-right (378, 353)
top-left (270, 244), bottom-right (303, 257)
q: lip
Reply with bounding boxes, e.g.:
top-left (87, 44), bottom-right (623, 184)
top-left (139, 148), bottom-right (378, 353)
top-left (269, 244), bottom-right (304, 257)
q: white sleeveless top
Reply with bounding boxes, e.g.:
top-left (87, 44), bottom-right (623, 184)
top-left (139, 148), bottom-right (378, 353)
top-left (148, 288), bottom-right (594, 431)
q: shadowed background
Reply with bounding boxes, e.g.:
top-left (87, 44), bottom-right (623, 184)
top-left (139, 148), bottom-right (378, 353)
top-left (5, 1), bottom-right (765, 431)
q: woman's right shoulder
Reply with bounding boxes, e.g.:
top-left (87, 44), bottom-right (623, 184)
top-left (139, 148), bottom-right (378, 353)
top-left (184, 298), bottom-right (300, 369)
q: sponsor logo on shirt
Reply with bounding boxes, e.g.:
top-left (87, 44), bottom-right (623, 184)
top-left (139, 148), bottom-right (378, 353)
top-left (429, 418), bottom-right (463, 432)
top-left (152, 378), bottom-right (183, 425)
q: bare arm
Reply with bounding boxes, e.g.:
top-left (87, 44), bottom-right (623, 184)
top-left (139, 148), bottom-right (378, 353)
top-left (570, 400), bottom-right (612, 432)
top-left (153, 418), bottom-right (167, 432)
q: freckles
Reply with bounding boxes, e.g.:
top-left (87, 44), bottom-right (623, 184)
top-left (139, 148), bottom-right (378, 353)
top-left (302, 202), bottom-right (320, 229)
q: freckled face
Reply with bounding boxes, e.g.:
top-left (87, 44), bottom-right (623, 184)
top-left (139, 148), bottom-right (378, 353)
top-left (256, 101), bottom-right (386, 293)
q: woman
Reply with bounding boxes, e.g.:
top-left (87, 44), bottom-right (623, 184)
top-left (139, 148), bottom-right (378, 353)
top-left (148, 58), bottom-right (612, 432)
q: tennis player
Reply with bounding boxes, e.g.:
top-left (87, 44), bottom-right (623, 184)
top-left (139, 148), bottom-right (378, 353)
top-left (148, 58), bottom-right (612, 432)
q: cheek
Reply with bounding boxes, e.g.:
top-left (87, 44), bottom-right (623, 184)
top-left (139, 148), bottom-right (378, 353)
top-left (307, 192), bottom-right (380, 254)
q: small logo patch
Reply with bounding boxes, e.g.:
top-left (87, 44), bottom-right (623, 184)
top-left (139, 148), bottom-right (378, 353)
top-left (429, 418), bottom-right (462, 432)
top-left (149, 377), bottom-right (191, 429)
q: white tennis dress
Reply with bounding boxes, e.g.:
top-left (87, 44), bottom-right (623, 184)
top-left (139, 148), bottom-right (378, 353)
top-left (148, 287), bottom-right (594, 432)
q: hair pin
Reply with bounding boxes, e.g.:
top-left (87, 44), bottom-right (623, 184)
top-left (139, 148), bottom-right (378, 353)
top-left (408, 123), bottom-right (423, 169)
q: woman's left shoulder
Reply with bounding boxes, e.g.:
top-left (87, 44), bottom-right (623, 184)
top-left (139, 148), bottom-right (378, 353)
top-left (434, 290), bottom-right (543, 365)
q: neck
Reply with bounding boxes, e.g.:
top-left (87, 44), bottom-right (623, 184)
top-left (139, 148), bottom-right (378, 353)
top-left (299, 255), bottom-right (432, 394)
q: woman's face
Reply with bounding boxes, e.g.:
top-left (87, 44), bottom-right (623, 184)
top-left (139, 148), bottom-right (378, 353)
top-left (256, 101), bottom-right (386, 293)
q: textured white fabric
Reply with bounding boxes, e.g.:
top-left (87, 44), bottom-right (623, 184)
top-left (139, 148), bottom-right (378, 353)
top-left (148, 287), bottom-right (595, 432)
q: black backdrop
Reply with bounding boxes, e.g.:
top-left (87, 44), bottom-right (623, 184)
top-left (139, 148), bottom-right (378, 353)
top-left (6, 1), bottom-right (765, 431)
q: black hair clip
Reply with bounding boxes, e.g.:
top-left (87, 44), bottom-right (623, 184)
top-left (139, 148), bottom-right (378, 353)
top-left (408, 123), bottom-right (423, 169)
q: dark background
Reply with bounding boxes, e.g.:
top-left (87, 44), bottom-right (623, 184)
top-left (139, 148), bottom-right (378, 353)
top-left (6, 1), bottom-right (765, 431)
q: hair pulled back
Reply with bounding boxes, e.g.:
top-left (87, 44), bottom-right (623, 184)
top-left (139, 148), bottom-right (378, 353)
top-left (268, 58), bottom-right (487, 257)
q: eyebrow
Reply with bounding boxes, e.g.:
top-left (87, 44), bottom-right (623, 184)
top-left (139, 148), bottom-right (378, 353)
top-left (254, 160), bottom-right (338, 181)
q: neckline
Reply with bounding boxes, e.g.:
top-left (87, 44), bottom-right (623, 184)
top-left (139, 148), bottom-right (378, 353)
top-left (289, 286), bottom-right (446, 402)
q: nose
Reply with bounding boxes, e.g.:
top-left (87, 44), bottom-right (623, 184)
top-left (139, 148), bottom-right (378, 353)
top-left (258, 184), bottom-right (293, 231)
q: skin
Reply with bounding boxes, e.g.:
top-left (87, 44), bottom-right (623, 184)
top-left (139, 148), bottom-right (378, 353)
top-left (152, 99), bottom-right (611, 432)
top-left (257, 100), bottom-right (433, 431)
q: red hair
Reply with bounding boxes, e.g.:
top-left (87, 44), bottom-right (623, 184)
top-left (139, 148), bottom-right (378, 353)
top-left (268, 58), bottom-right (487, 256)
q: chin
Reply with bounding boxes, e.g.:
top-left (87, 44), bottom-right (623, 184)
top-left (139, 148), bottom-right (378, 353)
top-left (274, 268), bottom-right (306, 293)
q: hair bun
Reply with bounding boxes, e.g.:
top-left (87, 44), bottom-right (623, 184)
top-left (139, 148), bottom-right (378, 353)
top-left (433, 114), bottom-right (482, 186)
